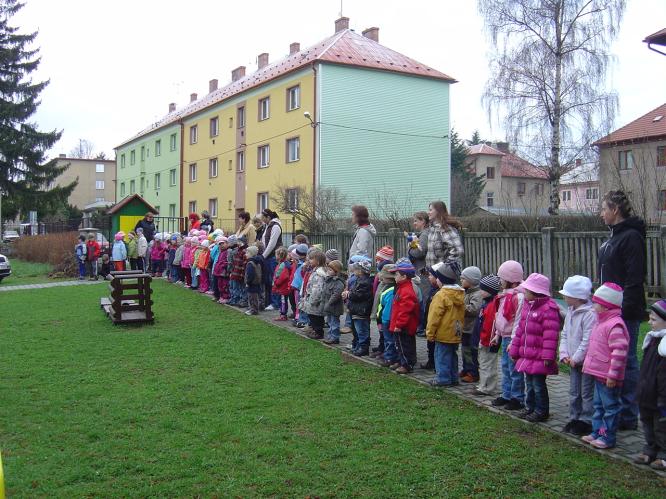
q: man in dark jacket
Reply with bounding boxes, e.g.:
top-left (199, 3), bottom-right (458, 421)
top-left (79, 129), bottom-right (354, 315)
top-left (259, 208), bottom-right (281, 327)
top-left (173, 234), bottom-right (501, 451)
top-left (598, 190), bottom-right (647, 430)
top-left (134, 213), bottom-right (156, 243)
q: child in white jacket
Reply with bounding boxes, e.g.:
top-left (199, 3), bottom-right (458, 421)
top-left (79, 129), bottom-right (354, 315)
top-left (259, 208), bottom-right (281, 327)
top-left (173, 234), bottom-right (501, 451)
top-left (559, 275), bottom-right (597, 436)
top-left (136, 228), bottom-right (148, 271)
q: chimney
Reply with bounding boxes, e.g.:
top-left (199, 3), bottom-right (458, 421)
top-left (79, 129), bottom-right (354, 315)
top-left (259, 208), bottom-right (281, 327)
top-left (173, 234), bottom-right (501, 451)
top-left (231, 66), bottom-right (246, 82)
top-left (209, 79), bottom-right (218, 93)
top-left (190, 93), bottom-right (198, 103)
top-left (335, 17), bottom-right (349, 33)
top-left (257, 53), bottom-right (269, 69)
top-left (289, 42), bottom-right (300, 55)
top-left (59, 153), bottom-right (66, 158)
top-left (362, 27), bottom-right (379, 42)
top-left (495, 141), bottom-right (510, 153)
top-left (575, 158), bottom-right (582, 167)
top-left (168, 102), bottom-right (176, 113)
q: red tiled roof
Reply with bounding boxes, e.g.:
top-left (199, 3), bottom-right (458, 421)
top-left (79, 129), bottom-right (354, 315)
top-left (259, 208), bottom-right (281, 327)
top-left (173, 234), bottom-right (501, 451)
top-left (116, 29), bottom-right (456, 149)
top-left (593, 102), bottom-right (666, 146)
top-left (467, 144), bottom-right (504, 156)
top-left (467, 144), bottom-right (546, 179)
top-left (644, 28), bottom-right (666, 46)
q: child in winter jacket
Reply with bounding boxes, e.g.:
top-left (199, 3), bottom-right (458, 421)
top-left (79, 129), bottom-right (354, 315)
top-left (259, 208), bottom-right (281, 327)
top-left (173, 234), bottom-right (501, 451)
top-left (196, 240), bottom-right (211, 293)
top-left (212, 237), bottom-right (230, 303)
top-left (558, 275), bottom-right (596, 436)
top-left (369, 247), bottom-right (395, 356)
top-left (112, 232), bottom-right (127, 271)
top-left (388, 260), bottom-right (420, 374)
top-left (181, 237), bottom-right (193, 287)
top-left (343, 258), bottom-right (374, 356)
top-left (173, 237), bottom-right (185, 284)
top-left (126, 232), bottom-right (138, 271)
top-left (370, 260), bottom-right (396, 359)
top-left (303, 251), bottom-right (328, 339)
top-left (322, 260), bottom-right (346, 344)
top-left (244, 245), bottom-right (263, 315)
top-left (421, 267), bottom-right (441, 371)
top-left (634, 300), bottom-right (666, 470)
top-left (460, 266), bottom-right (484, 383)
top-left (426, 261), bottom-right (465, 386)
top-left (150, 235), bottom-right (166, 276)
top-left (491, 260), bottom-right (526, 411)
top-left (509, 273), bottom-right (561, 423)
top-left (290, 244), bottom-right (308, 326)
top-left (86, 233), bottom-right (101, 279)
top-left (136, 228), bottom-right (148, 271)
top-left (168, 236), bottom-right (179, 283)
top-left (473, 274), bottom-right (502, 396)
top-left (376, 264), bottom-right (397, 366)
top-left (581, 283), bottom-right (629, 449)
top-left (190, 238), bottom-right (203, 289)
top-left (272, 247), bottom-right (292, 321)
top-left (75, 235), bottom-right (87, 279)
top-left (230, 236), bottom-right (248, 307)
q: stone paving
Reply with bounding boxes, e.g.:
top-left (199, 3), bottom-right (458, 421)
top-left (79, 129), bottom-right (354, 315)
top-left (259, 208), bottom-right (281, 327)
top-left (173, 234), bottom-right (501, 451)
top-left (0, 279), bottom-right (106, 292)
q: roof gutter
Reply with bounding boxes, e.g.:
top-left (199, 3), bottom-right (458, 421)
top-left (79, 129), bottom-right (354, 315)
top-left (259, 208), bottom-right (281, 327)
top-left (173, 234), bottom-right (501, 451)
top-left (647, 42), bottom-right (666, 56)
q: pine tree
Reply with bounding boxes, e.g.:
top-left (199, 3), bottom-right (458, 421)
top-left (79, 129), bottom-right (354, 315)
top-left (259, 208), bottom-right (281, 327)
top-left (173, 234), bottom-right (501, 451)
top-left (470, 130), bottom-right (483, 145)
top-left (450, 129), bottom-right (485, 216)
top-left (0, 0), bottom-right (75, 221)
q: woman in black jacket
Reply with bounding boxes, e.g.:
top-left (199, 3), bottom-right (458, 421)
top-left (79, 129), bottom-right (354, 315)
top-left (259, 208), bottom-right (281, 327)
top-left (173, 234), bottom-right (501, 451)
top-left (134, 213), bottom-right (156, 243)
top-left (598, 190), bottom-right (646, 431)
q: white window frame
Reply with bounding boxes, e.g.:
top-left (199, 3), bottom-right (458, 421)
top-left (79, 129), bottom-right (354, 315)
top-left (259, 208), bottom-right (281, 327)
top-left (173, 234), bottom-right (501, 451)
top-left (169, 204), bottom-right (176, 217)
top-left (154, 173), bottom-right (161, 190)
top-left (155, 139), bottom-right (161, 157)
top-left (169, 168), bottom-right (177, 186)
top-left (190, 125), bottom-right (198, 144)
top-left (208, 198), bottom-right (218, 217)
top-left (170, 133), bottom-right (177, 151)
top-left (188, 201), bottom-right (197, 214)
top-left (237, 151), bottom-right (245, 172)
top-left (95, 163), bottom-right (105, 173)
top-left (209, 158), bottom-right (218, 178)
top-left (259, 97), bottom-right (270, 121)
top-left (486, 191), bottom-right (494, 207)
top-left (562, 190), bottom-right (571, 201)
top-left (286, 137), bottom-right (300, 163)
top-left (210, 117), bottom-right (219, 137)
top-left (95, 180), bottom-right (105, 190)
top-left (258, 145), bottom-right (270, 168)
top-left (237, 106), bottom-right (245, 128)
top-left (586, 188), bottom-right (598, 200)
top-left (286, 188), bottom-right (299, 211)
top-left (287, 85), bottom-right (300, 111)
top-left (257, 192), bottom-right (269, 212)
top-left (189, 163), bottom-right (197, 182)
top-left (618, 150), bottom-right (634, 170)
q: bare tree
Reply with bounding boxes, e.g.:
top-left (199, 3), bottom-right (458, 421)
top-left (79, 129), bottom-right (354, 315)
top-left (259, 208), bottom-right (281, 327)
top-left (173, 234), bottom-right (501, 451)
top-left (69, 139), bottom-right (96, 159)
top-left (479, 0), bottom-right (625, 214)
top-left (271, 184), bottom-right (348, 233)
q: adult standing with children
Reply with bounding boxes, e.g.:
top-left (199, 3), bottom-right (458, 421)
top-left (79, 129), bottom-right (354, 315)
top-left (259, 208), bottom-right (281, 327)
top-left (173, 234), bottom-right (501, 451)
top-left (425, 201), bottom-right (464, 268)
top-left (347, 205), bottom-right (376, 263)
top-left (134, 212), bottom-right (156, 243)
top-left (235, 211), bottom-right (257, 246)
top-left (260, 209), bottom-right (283, 310)
top-left (597, 190), bottom-right (647, 431)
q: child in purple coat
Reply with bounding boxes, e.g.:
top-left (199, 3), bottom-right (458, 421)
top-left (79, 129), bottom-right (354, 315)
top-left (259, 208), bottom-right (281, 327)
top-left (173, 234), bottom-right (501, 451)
top-left (509, 273), bottom-right (560, 423)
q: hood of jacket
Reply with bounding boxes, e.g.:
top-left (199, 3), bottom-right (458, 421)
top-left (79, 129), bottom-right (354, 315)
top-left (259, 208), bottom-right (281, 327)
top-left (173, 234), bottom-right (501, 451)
top-left (357, 223), bottom-right (377, 236)
top-left (609, 216), bottom-right (646, 238)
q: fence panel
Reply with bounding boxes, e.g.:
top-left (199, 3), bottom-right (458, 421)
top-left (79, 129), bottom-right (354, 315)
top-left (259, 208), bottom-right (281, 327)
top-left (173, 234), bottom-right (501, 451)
top-left (462, 232), bottom-right (543, 276)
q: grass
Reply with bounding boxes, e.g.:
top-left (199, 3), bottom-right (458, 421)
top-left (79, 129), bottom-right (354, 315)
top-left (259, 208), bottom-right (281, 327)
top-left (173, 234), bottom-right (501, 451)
top-left (0, 259), bottom-right (58, 286)
top-left (1, 281), bottom-right (664, 497)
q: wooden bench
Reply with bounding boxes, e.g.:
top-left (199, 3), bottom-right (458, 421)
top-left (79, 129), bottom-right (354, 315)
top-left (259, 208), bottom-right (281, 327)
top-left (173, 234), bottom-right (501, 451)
top-left (100, 271), bottom-right (154, 324)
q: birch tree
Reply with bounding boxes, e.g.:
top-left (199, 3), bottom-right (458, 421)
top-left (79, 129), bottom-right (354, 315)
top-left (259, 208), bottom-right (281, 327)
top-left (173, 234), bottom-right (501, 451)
top-left (479, 0), bottom-right (625, 214)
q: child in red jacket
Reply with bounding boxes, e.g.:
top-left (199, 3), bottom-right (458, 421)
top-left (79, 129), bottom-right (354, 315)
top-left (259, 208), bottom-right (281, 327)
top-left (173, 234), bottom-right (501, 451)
top-left (388, 260), bottom-right (421, 374)
top-left (272, 247), bottom-right (292, 321)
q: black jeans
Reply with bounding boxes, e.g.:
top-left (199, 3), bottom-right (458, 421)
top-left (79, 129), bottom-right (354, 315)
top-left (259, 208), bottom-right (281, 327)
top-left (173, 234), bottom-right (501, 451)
top-left (396, 331), bottom-right (417, 369)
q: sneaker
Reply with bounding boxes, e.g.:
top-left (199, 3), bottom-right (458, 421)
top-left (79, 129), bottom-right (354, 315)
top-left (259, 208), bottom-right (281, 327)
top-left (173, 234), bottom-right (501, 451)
top-left (517, 408), bottom-right (534, 419)
top-left (218, 299), bottom-right (228, 304)
top-left (430, 379), bottom-right (454, 387)
top-left (633, 453), bottom-right (655, 466)
top-left (581, 434), bottom-right (596, 443)
top-left (649, 459), bottom-right (666, 471)
top-left (205, 290), bottom-right (215, 295)
top-left (389, 362), bottom-right (401, 370)
top-left (525, 412), bottom-right (549, 423)
top-left (504, 399), bottom-right (524, 411)
top-left (395, 366), bottom-right (412, 375)
top-left (264, 304), bottom-right (277, 311)
top-left (379, 359), bottom-right (393, 368)
top-left (302, 325), bottom-right (314, 334)
top-left (322, 338), bottom-right (340, 345)
top-left (340, 326), bottom-right (353, 334)
top-left (491, 397), bottom-right (510, 407)
top-left (590, 438), bottom-right (613, 449)
top-left (351, 347), bottom-right (369, 357)
top-left (345, 343), bottom-right (355, 350)
top-left (244, 310), bottom-right (257, 316)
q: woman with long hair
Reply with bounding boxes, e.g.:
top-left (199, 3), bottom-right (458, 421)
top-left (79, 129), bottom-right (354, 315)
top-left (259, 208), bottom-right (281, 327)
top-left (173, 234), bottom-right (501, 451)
top-left (235, 211), bottom-right (257, 245)
top-left (425, 200), bottom-right (464, 268)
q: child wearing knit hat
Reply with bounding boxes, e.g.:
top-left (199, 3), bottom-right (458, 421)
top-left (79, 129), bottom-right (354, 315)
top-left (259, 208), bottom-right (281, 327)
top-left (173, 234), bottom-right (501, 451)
top-left (325, 248), bottom-right (339, 264)
top-left (271, 247), bottom-right (293, 321)
top-left (388, 260), bottom-right (421, 373)
top-left (474, 274), bottom-right (502, 396)
top-left (321, 260), bottom-right (346, 344)
top-left (212, 236), bottom-right (231, 303)
top-left (634, 299), bottom-right (666, 469)
top-left (580, 282), bottom-right (630, 449)
top-left (244, 245), bottom-right (263, 315)
top-left (196, 239), bottom-right (212, 294)
top-left (342, 258), bottom-right (374, 356)
top-left (460, 266), bottom-right (483, 383)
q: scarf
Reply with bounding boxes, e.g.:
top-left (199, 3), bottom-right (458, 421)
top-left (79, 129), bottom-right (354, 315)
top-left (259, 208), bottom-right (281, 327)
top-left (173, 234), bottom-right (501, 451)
top-left (642, 328), bottom-right (666, 350)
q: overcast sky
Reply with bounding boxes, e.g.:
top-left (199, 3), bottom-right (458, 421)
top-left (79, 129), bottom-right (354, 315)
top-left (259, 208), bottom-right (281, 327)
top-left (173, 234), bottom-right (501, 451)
top-left (14, 0), bottom-right (666, 158)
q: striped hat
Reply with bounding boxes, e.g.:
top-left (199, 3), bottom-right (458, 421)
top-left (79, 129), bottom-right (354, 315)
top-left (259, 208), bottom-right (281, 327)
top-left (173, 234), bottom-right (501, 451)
top-left (325, 248), bottom-right (339, 261)
top-left (592, 282), bottom-right (623, 310)
top-left (650, 300), bottom-right (666, 321)
top-left (479, 274), bottom-right (501, 296)
top-left (376, 245), bottom-right (394, 262)
top-left (354, 259), bottom-right (372, 273)
top-left (390, 260), bottom-right (415, 277)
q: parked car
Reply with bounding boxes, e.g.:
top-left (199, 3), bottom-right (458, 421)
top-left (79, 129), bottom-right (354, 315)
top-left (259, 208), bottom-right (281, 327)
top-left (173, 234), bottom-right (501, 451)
top-left (0, 253), bottom-right (11, 282)
top-left (79, 228), bottom-right (109, 249)
top-left (2, 230), bottom-right (20, 243)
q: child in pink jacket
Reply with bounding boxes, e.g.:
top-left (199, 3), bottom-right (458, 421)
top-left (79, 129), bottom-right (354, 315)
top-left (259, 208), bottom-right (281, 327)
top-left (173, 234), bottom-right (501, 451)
top-left (581, 282), bottom-right (629, 450)
top-left (509, 273), bottom-right (560, 423)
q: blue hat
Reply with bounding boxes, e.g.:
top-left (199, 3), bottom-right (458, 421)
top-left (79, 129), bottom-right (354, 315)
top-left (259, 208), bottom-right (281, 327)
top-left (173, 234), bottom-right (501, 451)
top-left (390, 259), bottom-right (416, 277)
top-left (295, 243), bottom-right (309, 256)
top-left (350, 254), bottom-right (372, 264)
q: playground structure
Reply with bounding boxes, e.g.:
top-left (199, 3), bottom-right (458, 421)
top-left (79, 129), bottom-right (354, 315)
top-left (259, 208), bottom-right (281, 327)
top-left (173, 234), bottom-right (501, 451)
top-left (100, 270), bottom-right (154, 324)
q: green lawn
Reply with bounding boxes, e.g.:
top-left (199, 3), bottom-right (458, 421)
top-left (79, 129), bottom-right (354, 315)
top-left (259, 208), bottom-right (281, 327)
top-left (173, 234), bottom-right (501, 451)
top-left (0, 259), bottom-right (58, 286)
top-left (0, 281), bottom-right (664, 497)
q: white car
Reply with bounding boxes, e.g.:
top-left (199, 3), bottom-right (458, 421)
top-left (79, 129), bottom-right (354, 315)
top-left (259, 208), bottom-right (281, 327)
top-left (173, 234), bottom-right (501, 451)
top-left (0, 253), bottom-right (11, 282)
top-left (2, 230), bottom-right (19, 243)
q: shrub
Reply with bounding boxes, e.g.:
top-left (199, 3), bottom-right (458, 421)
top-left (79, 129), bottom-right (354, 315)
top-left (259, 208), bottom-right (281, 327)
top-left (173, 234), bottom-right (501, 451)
top-left (14, 232), bottom-right (78, 275)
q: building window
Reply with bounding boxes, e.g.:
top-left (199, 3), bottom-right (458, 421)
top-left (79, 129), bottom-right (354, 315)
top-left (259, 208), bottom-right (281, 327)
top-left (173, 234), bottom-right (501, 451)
top-left (95, 180), bottom-right (105, 190)
top-left (534, 184), bottom-right (544, 195)
top-left (96, 163), bottom-right (105, 173)
top-left (169, 168), bottom-right (177, 186)
top-left (585, 188), bottom-right (598, 200)
top-left (486, 191), bottom-right (494, 207)
top-left (188, 200), bottom-right (197, 214)
top-left (286, 137), bottom-right (300, 162)
top-left (517, 182), bottom-right (526, 195)
top-left (562, 190), bottom-right (571, 201)
top-left (155, 139), bottom-right (161, 157)
top-left (141, 146), bottom-right (145, 161)
top-left (660, 190), bottom-right (666, 210)
top-left (287, 85), bottom-right (300, 111)
top-left (120, 183), bottom-right (125, 197)
top-left (140, 177), bottom-right (145, 193)
top-left (237, 106), bottom-right (245, 128)
top-left (257, 192), bottom-right (269, 212)
top-left (237, 151), bottom-right (245, 172)
top-left (618, 150), bottom-right (634, 170)
top-left (210, 117), bottom-right (219, 137)
top-left (286, 188), bottom-right (299, 211)
top-left (96, 197), bottom-right (105, 202)
top-left (228, 200), bottom-right (233, 211)
top-left (170, 133), bottom-right (177, 151)
top-left (130, 150), bottom-right (135, 165)
top-left (257, 145), bottom-right (270, 168)
top-left (657, 146), bottom-right (666, 167)
top-left (209, 158), bottom-right (218, 178)
top-left (169, 204), bottom-right (176, 217)
top-left (189, 163), bottom-right (197, 182)
top-left (189, 125), bottom-right (198, 144)
top-left (258, 97), bottom-right (270, 121)
top-left (120, 154), bottom-right (125, 168)
top-left (154, 173), bottom-right (161, 190)
top-left (486, 166), bottom-right (495, 179)
top-left (208, 198), bottom-right (218, 217)
top-left (228, 159), bottom-right (232, 171)
top-left (229, 117), bottom-right (233, 128)
top-left (130, 180), bottom-right (136, 194)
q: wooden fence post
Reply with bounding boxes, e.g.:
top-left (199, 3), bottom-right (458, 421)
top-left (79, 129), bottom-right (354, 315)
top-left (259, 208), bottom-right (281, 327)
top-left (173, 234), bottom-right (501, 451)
top-left (388, 228), bottom-right (402, 259)
top-left (660, 226), bottom-right (666, 298)
top-left (541, 227), bottom-right (555, 284)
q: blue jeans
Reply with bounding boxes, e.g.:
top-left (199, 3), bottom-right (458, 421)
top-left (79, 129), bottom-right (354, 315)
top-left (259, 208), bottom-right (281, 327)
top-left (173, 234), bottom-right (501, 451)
top-left (525, 374), bottom-right (549, 415)
top-left (501, 337), bottom-right (525, 403)
top-left (434, 342), bottom-right (459, 384)
top-left (78, 261), bottom-right (86, 278)
top-left (299, 310), bottom-right (309, 325)
top-left (353, 318), bottom-right (370, 347)
top-left (383, 329), bottom-right (398, 362)
top-left (591, 380), bottom-right (622, 447)
top-left (263, 256), bottom-right (280, 308)
top-left (170, 265), bottom-right (179, 282)
top-left (344, 311), bottom-right (352, 328)
top-left (190, 267), bottom-right (198, 288)
top-left (327, 314), bottom-right (340, 341)
top-left (620, 319), bottom-right (640, 427)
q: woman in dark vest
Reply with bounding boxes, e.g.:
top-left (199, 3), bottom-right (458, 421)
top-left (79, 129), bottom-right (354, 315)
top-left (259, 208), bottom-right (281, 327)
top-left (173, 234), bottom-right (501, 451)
top-left (134, 212), bottom-right (156, 243)
top-left (260, 209), bottom-right (283, 310)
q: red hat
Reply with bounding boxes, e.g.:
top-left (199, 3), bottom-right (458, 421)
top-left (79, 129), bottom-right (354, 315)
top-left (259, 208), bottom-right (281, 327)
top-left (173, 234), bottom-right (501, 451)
top-left (375, 245), bottom-right (394, 262)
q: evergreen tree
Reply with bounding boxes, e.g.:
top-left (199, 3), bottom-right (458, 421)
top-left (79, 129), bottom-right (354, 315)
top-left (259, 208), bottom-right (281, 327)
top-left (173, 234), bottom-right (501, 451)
top-left (470, 130), bottom-right (483, 145)
top-left (450, 129), bottom-right (485, 216)
top-left (0, 0), bottom-right (74, 221)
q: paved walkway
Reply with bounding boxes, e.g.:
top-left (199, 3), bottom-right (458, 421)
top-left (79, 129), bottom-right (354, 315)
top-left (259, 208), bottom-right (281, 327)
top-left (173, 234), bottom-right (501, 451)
top-left (0, 279), bottom-right (106, 292)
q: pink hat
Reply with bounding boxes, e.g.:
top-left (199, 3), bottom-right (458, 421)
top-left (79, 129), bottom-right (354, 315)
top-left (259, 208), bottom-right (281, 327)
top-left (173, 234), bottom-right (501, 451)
top-left (593, 282), bottom-right (623, 309)
top-left (198, 235), bottom-right (207, 242)
top-left (497, 260), bottom-right (524, 283)
top-left (114, 232), bottom-right (124, 241)
top-left (521, 273), bottom-right (551, 297)
top-left (215, 236), bottom-right (227, 243)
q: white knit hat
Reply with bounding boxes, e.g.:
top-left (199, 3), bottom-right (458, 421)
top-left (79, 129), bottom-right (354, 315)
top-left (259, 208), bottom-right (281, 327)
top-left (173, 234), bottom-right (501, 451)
top-left (592, 282), bottom-right (623, 309)
top-left (559, 275), bottom-right (593, 300)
